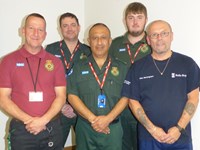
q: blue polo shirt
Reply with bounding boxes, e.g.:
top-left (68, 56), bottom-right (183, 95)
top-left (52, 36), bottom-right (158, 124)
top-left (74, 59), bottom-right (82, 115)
top-left (122, 52), bottom-right (200, 143)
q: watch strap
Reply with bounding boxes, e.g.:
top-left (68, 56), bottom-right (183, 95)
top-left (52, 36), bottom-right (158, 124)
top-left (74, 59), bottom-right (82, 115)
top-left (176, 124), bottom-right (184, 134)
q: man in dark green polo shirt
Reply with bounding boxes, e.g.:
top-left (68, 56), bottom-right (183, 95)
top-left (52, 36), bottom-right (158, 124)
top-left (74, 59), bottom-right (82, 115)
top-left (109, 2), bottom-right (151, 150)
top-left (46, 12), bottom-right (91, 147)
top-left (68, 23), bottom-right (129, 150)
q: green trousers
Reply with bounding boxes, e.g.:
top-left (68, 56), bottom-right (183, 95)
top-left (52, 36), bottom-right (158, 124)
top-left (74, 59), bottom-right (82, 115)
top-left (121, 107), bottom-right (138, 150)
top-left (60, 114), bottom-right (77, 147)
top-left (75, 117), bottom-right (123, 150)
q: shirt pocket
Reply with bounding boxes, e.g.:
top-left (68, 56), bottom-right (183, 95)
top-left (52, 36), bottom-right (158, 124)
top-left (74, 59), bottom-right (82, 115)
top-left (77, 75), bottom-right (97, 95)
top-left (105, 77), bottom-right (123, 99)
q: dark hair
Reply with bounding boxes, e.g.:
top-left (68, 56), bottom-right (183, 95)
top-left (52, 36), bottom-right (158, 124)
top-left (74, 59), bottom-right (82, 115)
top-left (125, 2), bottom-right (147, 18)
top-left (59, 12), bottom-right (79, 27)
top-left (89, 23), bottom-right (111, 37)
top-left (25, 13), bottom-right (46, 25)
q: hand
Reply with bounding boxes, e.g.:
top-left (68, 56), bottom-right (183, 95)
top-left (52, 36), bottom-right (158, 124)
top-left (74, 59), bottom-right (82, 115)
top-left (163, 126), bottom-right (181, 144)
top-left (150, 126), bottom-right (169, 143)
top-left (91, 115), bottom-right (111, 134)
top-left (61, 103), bottom-right (76, 118)
top-left (24, 117), bottom-right (47, 135)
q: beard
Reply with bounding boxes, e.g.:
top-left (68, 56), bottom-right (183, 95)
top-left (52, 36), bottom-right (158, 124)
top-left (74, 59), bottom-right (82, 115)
top-left (128, 30), bottom-right (144, 37)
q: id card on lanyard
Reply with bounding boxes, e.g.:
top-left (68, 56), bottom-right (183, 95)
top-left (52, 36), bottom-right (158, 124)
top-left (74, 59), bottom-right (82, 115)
top-left (26, 58), bottom-right (43, 102)
top-left (89, 58), bottom-right (111, 108)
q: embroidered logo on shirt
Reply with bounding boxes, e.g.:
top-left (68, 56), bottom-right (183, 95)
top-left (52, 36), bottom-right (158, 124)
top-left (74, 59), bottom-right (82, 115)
top-left (111, 67), bottom-right (119, 76)
top-left (16, 63), bottom-right (24, 67)
top-left (139, 75), bottom-right (154, 80)
top-left (45, 60), bottom-right (54, 71)
top-left (124, 80), bottom-right (131, 85)
top-left (171, 73), bottom-right (187, 78)
top-left (80, 53), bottom-right (87, 60)
top-left (82, 71), bottom-right (89, 75)
top-left (140, 44), bottom-right (149, 53)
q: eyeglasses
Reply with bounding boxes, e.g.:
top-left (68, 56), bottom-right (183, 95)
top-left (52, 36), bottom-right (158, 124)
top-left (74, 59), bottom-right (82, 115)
top-left (149, 31), bottom-right (170, 39)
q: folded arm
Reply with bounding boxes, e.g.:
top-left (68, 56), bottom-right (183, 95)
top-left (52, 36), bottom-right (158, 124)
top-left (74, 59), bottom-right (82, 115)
top-left (0, 88), bottom-right (32, 122)
top-left (129, 99), bottom-right (168, 143)
top-left (165, 88), bottom-right (199, 144)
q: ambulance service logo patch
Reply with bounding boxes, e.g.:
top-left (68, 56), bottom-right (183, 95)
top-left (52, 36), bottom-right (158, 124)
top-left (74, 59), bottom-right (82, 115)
top-left (111, 67), bottom-right (119, 76)
top-left (141, 44), bottom-right (149, 53)
top-left (80, 53), bottom-right (87, 60)
top-left (45, 60), bottom-right (54, 71)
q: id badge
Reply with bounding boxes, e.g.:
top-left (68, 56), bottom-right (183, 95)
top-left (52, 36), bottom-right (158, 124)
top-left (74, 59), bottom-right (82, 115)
top-left (98, 94), bottom-right (106, 108)
top-left (29, 91), bottom-right (43, 102)
top-left (67, 68), bottom-right (73, 76)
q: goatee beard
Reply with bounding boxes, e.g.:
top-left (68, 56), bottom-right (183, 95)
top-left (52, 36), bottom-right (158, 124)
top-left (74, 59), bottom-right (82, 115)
top-left (129, 30), bottom-right (143, 37)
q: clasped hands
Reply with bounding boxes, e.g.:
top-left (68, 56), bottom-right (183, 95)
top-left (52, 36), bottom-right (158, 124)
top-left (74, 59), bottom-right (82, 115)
top-left (90, 115), bottom-right (111, 134)
top-left (151, 126), bottom-right (181, 144)
top-left (24, 117), bottom-right (47, 135)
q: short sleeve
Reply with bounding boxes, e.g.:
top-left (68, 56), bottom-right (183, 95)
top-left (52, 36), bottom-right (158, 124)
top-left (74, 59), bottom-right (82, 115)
top-left (67, 63), bottom-right (79, 96)
top-left (0, 57), bottom-right (12, 88)
top-left (187, 60), bottom-right (200, 93)
top-left (121, 64), bottom-right (140, 101)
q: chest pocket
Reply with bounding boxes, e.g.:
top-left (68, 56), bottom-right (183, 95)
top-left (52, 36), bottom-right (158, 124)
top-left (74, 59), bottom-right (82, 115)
top-left (105, 76), bottom-right (123, 99)
top-left (77, 74), bottom-right (97, 95)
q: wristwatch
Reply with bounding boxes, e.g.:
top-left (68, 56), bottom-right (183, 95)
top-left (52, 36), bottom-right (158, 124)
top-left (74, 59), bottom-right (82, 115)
top-left (176, 124), bottom-right (185, 134)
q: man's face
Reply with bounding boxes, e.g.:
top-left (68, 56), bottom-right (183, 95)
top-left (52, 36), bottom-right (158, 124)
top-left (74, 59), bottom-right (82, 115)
top-left (147, 21), bottom-right (173, 55)
top-left (126, 12), bottom-right (147, 37)
top-left (88, 25), bottom-right (112, 58)
top-left (23, 16), bottom-right (46, 50)
top-left (60, 17), bottom-right (80, 41)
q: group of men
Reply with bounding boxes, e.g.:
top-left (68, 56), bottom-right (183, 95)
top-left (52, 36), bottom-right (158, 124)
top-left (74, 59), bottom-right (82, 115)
top-left (0, 2), bottom-right (199, 150)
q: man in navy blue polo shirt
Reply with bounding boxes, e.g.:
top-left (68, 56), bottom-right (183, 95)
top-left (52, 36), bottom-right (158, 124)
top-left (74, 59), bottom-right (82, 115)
top-left (122, 20), bottom-right (200, 150)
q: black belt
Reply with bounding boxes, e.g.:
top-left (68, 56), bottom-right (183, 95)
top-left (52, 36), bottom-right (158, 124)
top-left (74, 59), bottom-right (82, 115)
top-left (13, 113), bottom-right (61, 123)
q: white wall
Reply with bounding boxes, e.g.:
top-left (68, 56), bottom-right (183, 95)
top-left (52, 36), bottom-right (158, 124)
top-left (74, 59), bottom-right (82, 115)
top-left (0, 0), bottom-right (200, 149)
top-left (85, 0), bottom-right (200, 149)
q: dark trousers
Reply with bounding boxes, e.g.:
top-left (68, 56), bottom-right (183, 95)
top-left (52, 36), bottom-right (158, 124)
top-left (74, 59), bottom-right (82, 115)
top-left (9, 118), bottom-right (63, 150)
top-left (60, 114), bottom-right (77, 147)
top-left (139, 139), bottom-right (193, 150)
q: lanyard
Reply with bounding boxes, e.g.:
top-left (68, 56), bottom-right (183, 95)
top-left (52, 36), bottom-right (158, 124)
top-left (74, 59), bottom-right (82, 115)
top-left (126, 43), bottom-right (144, 64)
top-left (89, 58), bottom-right (111, 94)
top-left (59, 41), bottom-right (80, 70)
top-left (26, 58), bottom-right (41, 92)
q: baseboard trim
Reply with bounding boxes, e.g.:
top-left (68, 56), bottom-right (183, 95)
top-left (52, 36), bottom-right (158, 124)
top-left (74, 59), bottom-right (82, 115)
top-left (64, 145), bottom-right (76, 150)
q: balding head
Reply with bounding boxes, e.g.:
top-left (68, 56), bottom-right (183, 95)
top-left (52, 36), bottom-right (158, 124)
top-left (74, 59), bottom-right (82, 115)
top-left (146, 20), bottom-right (172, 35)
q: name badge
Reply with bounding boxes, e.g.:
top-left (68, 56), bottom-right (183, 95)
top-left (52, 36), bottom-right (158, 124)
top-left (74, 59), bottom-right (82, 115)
top-left (98, 94), bottom-right (106, 108)
top-left (29, 91), bottom-right (43, 102)
top-left (119, 48), bottom-right (126, 52)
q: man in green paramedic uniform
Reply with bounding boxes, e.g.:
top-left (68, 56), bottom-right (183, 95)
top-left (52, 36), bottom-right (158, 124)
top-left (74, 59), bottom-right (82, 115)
top-left (109, 2), bottom-right (151, 150)
top-left (68, 23), bottom-right (129, 150)
top-left (46, 12), bottom-right (91, 147)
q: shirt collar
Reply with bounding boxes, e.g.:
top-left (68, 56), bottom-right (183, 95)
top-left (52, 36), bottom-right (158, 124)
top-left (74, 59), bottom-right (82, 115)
top-left (122, 32), bottom-right (148, 45)
top-left (19, 45), bottom-right (46, 58)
